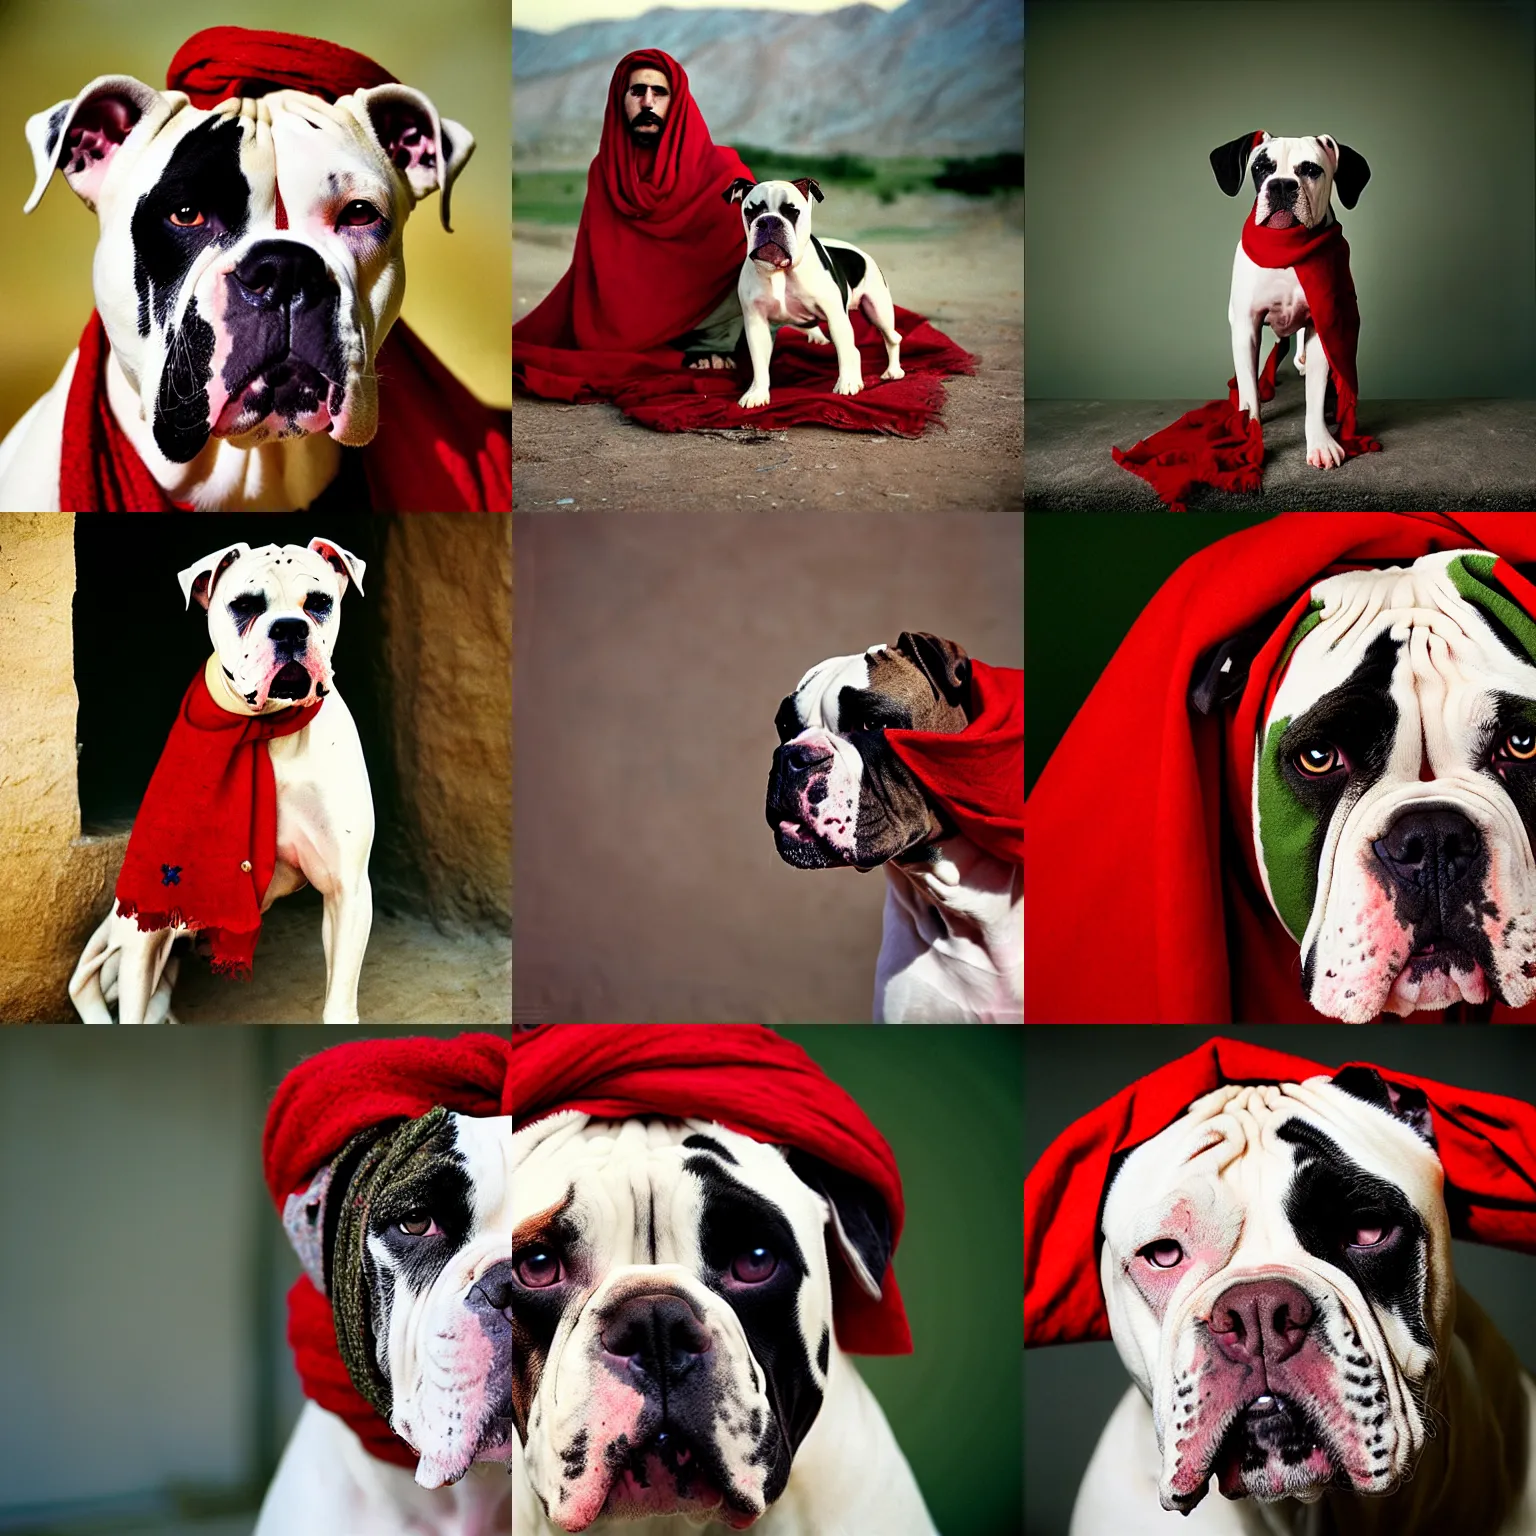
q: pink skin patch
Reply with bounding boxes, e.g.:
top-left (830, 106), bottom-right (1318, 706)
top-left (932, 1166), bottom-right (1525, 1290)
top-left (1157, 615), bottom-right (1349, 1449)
top-left (551, 1377), bottom-right (649, 1532)
top-left (410, 1315), bottom-right (514, 1490)
top-left (1309, 876), bottom-right (1414, 1023)
top-left (601, 1448), bottom-right (751, 1528)
top-left (249, 644), bottom-right (329, 710)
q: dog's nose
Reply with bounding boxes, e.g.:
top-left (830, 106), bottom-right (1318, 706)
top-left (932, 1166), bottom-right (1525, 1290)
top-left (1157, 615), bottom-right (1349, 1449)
top-left (601, 1294), bottom-right (712, 1385)
top-left (1372, 808), bottom-right (1482, 895)
top-left (231, 240), bottom-right (334, 311)
top-left (268, 617), bottom-right (308, 646)
top-left (468, 1260), bottom-right (514, 1319)
top-left (1268, 176), bottom-right (1299, 202)
top-left (781, 741), bottom-right (832, 775)
top-left (1208, 1279), bottom-right (1314, 1368)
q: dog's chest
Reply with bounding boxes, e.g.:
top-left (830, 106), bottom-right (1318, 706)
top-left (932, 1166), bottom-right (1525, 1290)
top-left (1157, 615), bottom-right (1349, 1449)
top-left (754, 267), bottom-right (828, 328)
top-left (1241, 261), bottom-right (1310, 338)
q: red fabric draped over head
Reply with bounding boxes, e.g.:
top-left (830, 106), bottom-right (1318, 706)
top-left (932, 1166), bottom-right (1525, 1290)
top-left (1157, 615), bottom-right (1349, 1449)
top-left (1025, 1038), bottom-right (1536, 1348)
top-left (167, 26), bottom-right (397, 105)
top-left (1026, 512), bottom-right (1536, 1024)
top-left (263, 1033), bottom-right (514, 1468)
top-left (512, 1024), bottom-right (913, 1356)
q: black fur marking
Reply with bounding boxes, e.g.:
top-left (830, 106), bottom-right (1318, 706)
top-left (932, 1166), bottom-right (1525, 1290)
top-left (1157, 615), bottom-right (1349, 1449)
top-left (45, 104), bottom-right (68, 161)
top-left (1333, 143), bottom-right (1371, 209)
top-left (152, 296), bottom-right (216, 463)
top-left (681, 1133), bottom-right (739, 1165)
top-left (810, 235), bottom-right (850, 310)
top-left (816, 1326), bottom-right (829, 1375)
top-left (1210, 131), bottom-right (1262, 196)
top-left (1250, 151), bottom-right (1276, 192)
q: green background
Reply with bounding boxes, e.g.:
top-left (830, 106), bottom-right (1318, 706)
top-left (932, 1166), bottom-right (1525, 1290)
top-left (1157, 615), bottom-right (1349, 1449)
top-left (1025, 0), bottom-right (1536, 398)
top-left (781, 1026), bottom-right (1024, 1536)
top-left (1025, 1027), bottom-right (1536, 1536)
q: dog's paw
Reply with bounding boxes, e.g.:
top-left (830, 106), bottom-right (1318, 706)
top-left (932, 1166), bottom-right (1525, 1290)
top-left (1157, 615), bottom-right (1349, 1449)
top-left (803, 325), bottom-right (831, 344)
top-left (738, 385), bottom-right (772, 409)
top-left (880, 365), bottom-right (905, 381)
top-left (1306, 431), bottom-right (1346, 469)
top-left (832, 374), bottom-right (864, 397)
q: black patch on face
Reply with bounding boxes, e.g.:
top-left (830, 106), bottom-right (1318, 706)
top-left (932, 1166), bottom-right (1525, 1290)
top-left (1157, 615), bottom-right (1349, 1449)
top-left (366, 1119), bottom-right (475, 1295)
top-left (152, 296), bottom-right (216, 463)
top-left (742, 200), bottom-right (767, 224)
top-left (687, 1157), bottom-right (821, 1503)
top-left (511, 1202), bottom-right (580, 1442)
top-left (834, 685), bottom-right (912, 733)
top-left (1479, 693), bottom-right (1536, 874)
top-left (1296, 160), bottom-right (1324, 180)
top-left (816, 1326), bottom-right (829, 1375)
top-left (303, 591), bottom-right (334, 623)
top-left (773, 695), bottom-right (803, 744)
top-left (226, 590), bottom-right (266, 637)
top-left (1276, 1116), bottom-right (1433, 1352)
top-left (1250, 150), bottom-right (1276, 191)
top-left (131, 115), bottom-right (250, 338)
top-left (681, 1133), bottom-right (739, 1165)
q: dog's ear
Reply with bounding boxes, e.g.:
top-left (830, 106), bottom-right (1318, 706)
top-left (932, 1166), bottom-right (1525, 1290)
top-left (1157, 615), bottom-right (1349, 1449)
top-left (354, 84), bottom-right (474, 232)
top-left (894, 630), bottom-right (971, 708)
top-left (723, 176), bottom-right (755, 205)
top-left (1328, 1066), bottom-right (1437, 1150)
top-left (1209, 130), bottom-right (1265, 196)
top-left (307, 538), bottom-right (366, 598)
top-left (791, 176), bottom-right (824, 204)
top-left (178, 543), bottom-right (251, 611)
top-left (786, 1149), bottom-right (893, 1301)
top-left (1318, 135), bottom-right (1371, 209)
top-left (25, 75), bottom-right (173, 214)
top-left (280, 1122), bottom-right (393, 1296)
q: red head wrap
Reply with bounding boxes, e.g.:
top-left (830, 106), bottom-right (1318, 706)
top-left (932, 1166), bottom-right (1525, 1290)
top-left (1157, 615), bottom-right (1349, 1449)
top-left (1026, 512), bottom-right (1536, 1023)
top-left (1025, 1038), bottom-right (1536, 1348)
top-left (167, 27), bottom-right (396, 107)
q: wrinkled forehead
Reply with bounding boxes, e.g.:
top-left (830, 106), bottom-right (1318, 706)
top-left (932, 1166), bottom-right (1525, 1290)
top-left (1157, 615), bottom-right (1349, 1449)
top-left (1268, 552), bottom-right (1536, 722)
top-left (1257, 135), bottom-right (1330, 171)
top-left (222, 543), bottom-right (335, 599)
top-left (1104, 1080), bottom-right (1439, 1230)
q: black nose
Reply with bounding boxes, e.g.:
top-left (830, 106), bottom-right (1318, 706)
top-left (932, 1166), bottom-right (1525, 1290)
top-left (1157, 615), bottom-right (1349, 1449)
top-left (1268, 176), bottom-right (1299, 203)
top-left (600, 1294), bottom-right (712, 1386)
top-left (781, 741), bottom-right (831, 775)
top-left (231, 240), bottom-right (334, 310)
top-left (1372, 808), bottom-right (1483, 896)
top-left (267, 617), bottom-right (308, 646)
top-left (468, 1260), bottom-right (514, 1318)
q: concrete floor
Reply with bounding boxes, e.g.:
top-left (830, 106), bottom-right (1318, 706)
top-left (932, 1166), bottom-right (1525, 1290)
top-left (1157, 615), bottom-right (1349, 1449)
top-left (1025, 390), bottom-right (1536, 510)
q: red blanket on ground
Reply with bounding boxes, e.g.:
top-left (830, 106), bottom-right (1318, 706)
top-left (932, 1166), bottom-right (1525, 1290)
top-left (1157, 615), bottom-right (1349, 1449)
top-left (115, 667), bottom-right (318, 977)
top-left (1026, 1038), bottom-right (1536, 1347)
top-left (511, 1024), bottom-right (911, 1355)
top-left (887, 660), bottom-right (1023, 864)
top-left (1025, 512), bottom-right (1536, 1024)
top-left (1112, 210), bottom-right (1379, 510)
top-left (512, 49), bottom-right (974, 437)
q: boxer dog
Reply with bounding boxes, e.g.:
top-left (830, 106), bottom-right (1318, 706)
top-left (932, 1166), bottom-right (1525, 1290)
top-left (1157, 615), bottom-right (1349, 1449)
top-left (1196, 549), bottom-right (1536, 1023)
top-left (723, 176), bottom-right (903, 410)
top-left (1209, 130), bottom-right (1370, 471)
top-left (0, 71), bottom-right (472, 510)
top-left (511, 1112), bottom-right (938, 1533)
top-left (257, 1108), bottom-right (514, 1534)
top-left (766, 631), bottom-right (1023, 1023)
top-left (68, 538), bottom-right (373, 1023)
top-left (1072, 1068), bottom-right (1536, 1535)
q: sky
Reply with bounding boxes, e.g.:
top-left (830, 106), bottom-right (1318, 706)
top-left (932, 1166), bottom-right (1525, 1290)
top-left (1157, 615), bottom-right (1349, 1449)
top-left (514, 0), bottom-right (906, 34)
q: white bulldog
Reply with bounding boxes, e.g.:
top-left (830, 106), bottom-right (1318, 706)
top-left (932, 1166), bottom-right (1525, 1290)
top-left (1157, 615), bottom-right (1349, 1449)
top-left (257, 1109), bottom-right (514, 1535)
top-left (723, 176), bottom-right (903, 410)
top-left (1074, 1068), bottom-right (1536, 1535)
top-left (0, 69), bottom-right (472, 510)
top-left (68, 538), bottom-right (373, 1023)
top-left (1209, 130), bottom-right (1371, 470)
top-left (512, 1113), bottom-right (937, 1534)
top-left (1238, 550), bottom-right (1536, 1022)
top-left (766, 632), bottom-right (1022, 1023)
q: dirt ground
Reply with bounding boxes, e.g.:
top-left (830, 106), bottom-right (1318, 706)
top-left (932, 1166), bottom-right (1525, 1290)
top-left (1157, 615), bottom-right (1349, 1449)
top-left (512, 191), bottom-right (1022, 511)
top-left (167, 891), bottom-right (510, 1024)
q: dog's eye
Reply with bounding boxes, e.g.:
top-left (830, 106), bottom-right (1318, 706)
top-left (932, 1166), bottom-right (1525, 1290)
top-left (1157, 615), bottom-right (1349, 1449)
top-left (515, 1247), bottom-right (564, 1288)
top-left (1293, 744), bottom-right (1341, 776)
top-left (1346, 1221), bottom-right (1394, 1249)
top-left (337, 200), bottom-right (382, 228)
top-left (1500, 728), bottom-right (1536, 761)
top-left (168, 206), bottom-right (205, 228)
top-left (730, 1246), bottom-right (778, 1284)
top-left (1139, 1239), bottom-right (1184, 1269)
top-left (396, 1211), bottom-right (438, 1237)
top-left (304, 592), bottom-right (333, 621)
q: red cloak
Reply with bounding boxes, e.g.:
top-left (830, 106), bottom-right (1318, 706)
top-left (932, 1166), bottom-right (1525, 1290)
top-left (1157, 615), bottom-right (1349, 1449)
top-left (1026, 1038), bottom-right (1536, 1348)
top-left (513, 49), bottom-right (975, 437)
top-left (1025, 512), bottom-right (1536, 1024)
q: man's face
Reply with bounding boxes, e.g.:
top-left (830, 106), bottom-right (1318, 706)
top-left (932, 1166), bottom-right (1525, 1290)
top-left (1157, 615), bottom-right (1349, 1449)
top-left (624, 67), bottom-right (671, 144)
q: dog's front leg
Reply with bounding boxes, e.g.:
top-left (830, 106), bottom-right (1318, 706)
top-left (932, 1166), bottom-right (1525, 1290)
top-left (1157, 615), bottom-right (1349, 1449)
top-left (1302, 328), bottom-right (1346, 469)
top-left (1230, 308), bottom-right (1263, 422)
top-left (738, 309), bottom-right (776, 410)
top-left (320, 873), bottom-right (372, 1024)
top-left (826, 306), bottom-right (864, 396)
top-left (114, 928), bottom-right (176, 1025)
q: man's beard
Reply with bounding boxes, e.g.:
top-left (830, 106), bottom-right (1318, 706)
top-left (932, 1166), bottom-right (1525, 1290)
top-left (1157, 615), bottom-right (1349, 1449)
top-left (627, 110), bottom-right (665, 145)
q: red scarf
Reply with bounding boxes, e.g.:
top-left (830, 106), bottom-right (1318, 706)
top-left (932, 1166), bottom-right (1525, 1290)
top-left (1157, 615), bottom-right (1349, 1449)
top-left (1025, 513), bottom-right (1536, 1024)
top-left (115, 665), bottom-right (318, 976)
top-left (511, 1024), bottom-right (912, 1356)
top-left (887, 660), bottom-right (1023, 865)
top-left (56, 28), bottom-right (510, 513)
top-left (1025, 1038), bottom-right (1536, 1348)
top-left (1112, 210), bottom-right (1380, 511)
top-left (264, 1032), bottom-right (514, 1469)
top-left (512, 49), bottom-right (974, 438)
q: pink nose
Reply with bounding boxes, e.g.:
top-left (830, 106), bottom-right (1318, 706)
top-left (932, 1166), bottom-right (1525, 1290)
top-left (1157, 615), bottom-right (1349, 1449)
top-left (1207, 1279), bottom-right (1314, 1367)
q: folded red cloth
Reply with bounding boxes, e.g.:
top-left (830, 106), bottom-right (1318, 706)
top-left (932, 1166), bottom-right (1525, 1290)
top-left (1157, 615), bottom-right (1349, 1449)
top-left (263, 1032), bottom-right (514, 1467)
top-left (1026, 512), bottom-right (1536, 1023)
top-left (512, 1024), bottom-right (912, 1355)
top-left (166, 25), bottom-right (396, 106)
top-left (886, 659), bottom-right (1022, 865)
top-left (1113, 188), bottom-right (1380, 510)
top-left (1026, 1038), bottom-right (1536, 1348)
top-left (115, 667), bottom-right (318, 976)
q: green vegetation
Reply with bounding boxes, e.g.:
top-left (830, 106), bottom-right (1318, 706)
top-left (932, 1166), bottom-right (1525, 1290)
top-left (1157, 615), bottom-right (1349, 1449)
top-left (512, 151), bottom-right (1020, 225)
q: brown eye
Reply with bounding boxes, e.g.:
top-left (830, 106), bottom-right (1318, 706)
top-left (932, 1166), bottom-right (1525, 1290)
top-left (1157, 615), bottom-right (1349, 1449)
top-left (397, 1212), bottom-right (433, 1236)
top-left (1502, 728), bottom-right (1536, 761)
top-left (1293, 744), bottom-right (1340, 776)
top-left (168, 207), bottom-right (205, 227)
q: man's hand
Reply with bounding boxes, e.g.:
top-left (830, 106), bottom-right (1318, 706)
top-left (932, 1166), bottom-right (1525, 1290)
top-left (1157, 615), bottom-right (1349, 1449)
top-left (687, 356), bottom-right (734, 371)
